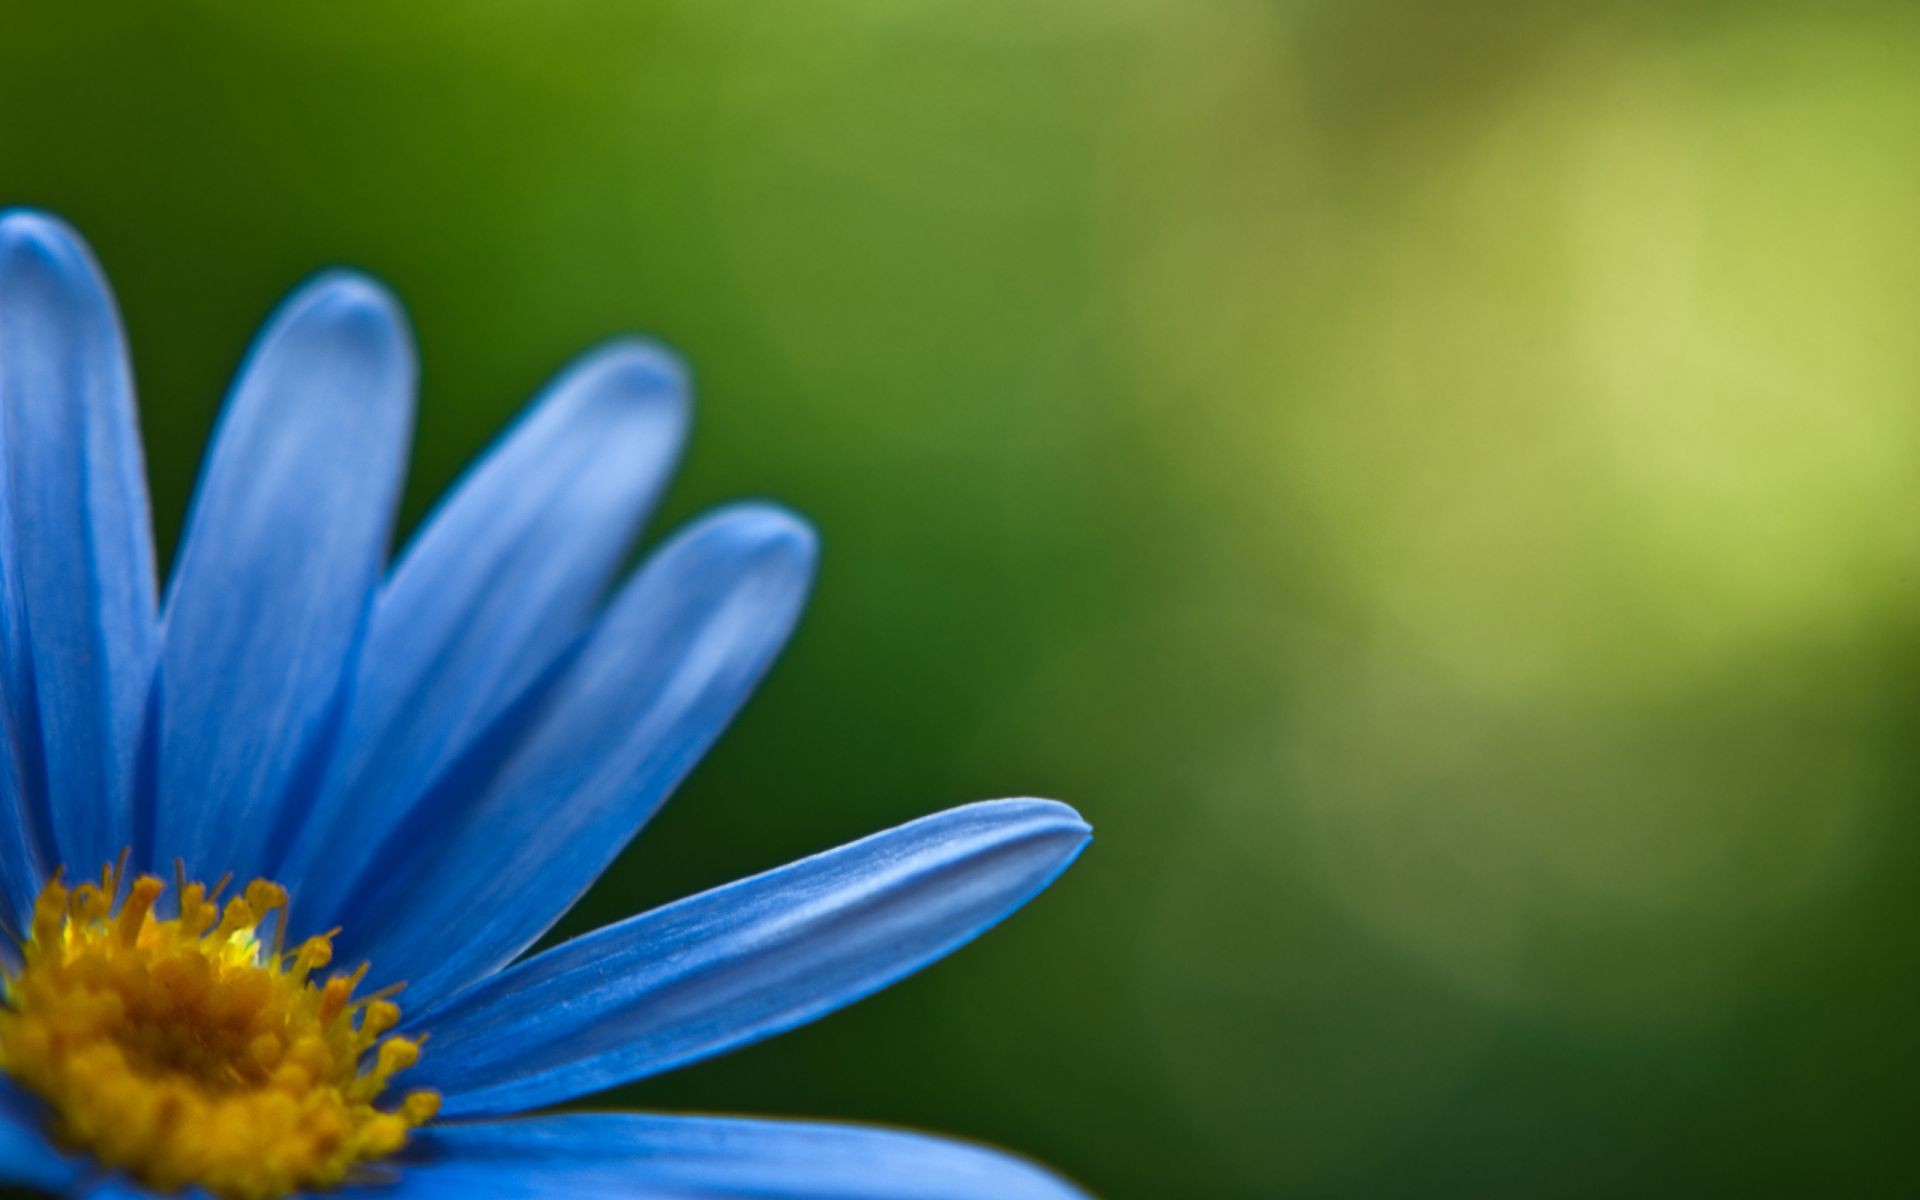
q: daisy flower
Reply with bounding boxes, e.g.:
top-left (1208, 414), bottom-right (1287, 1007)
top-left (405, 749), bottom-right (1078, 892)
top-left (0, 210), bottom-right (1091, 1200)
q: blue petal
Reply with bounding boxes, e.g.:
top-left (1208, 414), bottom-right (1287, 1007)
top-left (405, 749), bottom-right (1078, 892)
top-left (332, 503), bottom-right (815, 1007)
top-left (0, 493), bottom-right (48, 926)
top-left (0, 211), bottom-right (159, 880)
top-left (0, 1080), bottom-right (78, 1193)
top-left (150, 272), bottom-right (415, 887)
top-left (275, 341), bottom-right (688, 923)
top-left (73, 1182), bottom-right (169, 1200)
top-left (408, 798), bottom-right (1090, 1117)
top-left (364, 1113), bottom-right (1089, 1200)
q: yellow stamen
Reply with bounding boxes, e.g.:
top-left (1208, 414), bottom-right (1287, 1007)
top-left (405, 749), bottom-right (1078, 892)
top-left (0, 859), bottom-right (439, 1200)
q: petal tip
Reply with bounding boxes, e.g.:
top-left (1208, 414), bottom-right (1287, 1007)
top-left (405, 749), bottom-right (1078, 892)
top-left (0, 205), bottom-right (70, 247)
top-left (589, 336), bottom-right (691, 398)
top-left (562, 338), bottom-right (693, 440)
top-left (982, 796), bottom-right (1091, 830)
top-left (697, 501), bottom-right (821, 575)
top-left (1016, 797), bottom-right (1095, 845)
top-left (0, 207), bottom-right (80, 252)
top-left (264, 269), bottom-right (416, 385)
top-left (297, 269), bottom-right (407, 335)
top-left (0, 209), bottom-right (103, 297)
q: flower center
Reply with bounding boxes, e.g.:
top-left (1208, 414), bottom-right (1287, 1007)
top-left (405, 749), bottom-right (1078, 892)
top-left (0, 858), bottom-right (439, 1199)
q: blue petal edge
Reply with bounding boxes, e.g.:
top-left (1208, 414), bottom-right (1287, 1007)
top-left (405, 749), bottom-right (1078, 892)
top-left (0, 1079), bottom-right (77, 1193)
top-left (355, 1111), bottom-right (1090, 1200)
top-left (408, 798), bottom-right (1090, 1117)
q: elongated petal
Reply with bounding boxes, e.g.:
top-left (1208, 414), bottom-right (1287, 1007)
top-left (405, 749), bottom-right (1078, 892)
top-left (0, 1081), bottom-right (76, 1193)
top-left (332, 503), bottom-right (815, 1005)
top-left (152, 273), bottom-right (414, 886)
top-left (275, 341), bottom-right (687, 907)
top-left (362, 1113), bottom-right (1088, 1200)
top-left (0, 211), bottom-right (158, 877)
top-left (409, 798), bottom-right (1090, 1116)
top-left (0, 496), bottom-right (47, 926)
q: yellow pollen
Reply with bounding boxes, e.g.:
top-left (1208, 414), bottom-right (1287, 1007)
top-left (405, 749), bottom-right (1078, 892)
top-left (0, 858), bottom-right (439, 1199)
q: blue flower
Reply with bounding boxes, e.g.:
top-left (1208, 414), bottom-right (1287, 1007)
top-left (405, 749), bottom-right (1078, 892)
top-left (0, 210), bottom-right (1091, 1200)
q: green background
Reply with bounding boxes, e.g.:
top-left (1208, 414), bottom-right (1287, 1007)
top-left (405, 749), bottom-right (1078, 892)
top-left (4, 3), bottom-right (1917, 1196)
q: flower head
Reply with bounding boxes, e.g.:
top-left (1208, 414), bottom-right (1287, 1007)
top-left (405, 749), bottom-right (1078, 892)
top-left (4, 860), bottom-right (437, 1198)
top-left (0, 210), bottom-right (1090, 1200)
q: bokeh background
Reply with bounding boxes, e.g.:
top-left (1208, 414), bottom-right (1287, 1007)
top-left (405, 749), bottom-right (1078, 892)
top-left (5, 3), bottom-right (1917, 1196)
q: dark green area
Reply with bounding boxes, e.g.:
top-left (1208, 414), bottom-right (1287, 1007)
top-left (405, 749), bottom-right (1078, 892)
top-left (4, 3), bottom-right (1918, 1195)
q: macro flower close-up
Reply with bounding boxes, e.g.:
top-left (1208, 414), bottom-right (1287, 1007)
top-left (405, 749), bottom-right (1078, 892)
top-left (0, 211), bottom-right (1091, 1200)
top-left (9, 3), bottom-right (1920, 1195)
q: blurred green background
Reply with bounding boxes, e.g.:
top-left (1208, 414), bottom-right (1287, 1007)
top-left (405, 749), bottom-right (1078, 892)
top-left (5, 2), bottom-right (1917, 1195)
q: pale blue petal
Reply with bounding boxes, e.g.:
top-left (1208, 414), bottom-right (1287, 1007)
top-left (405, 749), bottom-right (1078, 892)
top-left (409, 799), bottom-right (1090, 1116)
top-left (332, 503), bottom-right (815, 1006)
top-left (0, 1080), bottom-right (78, 1192)
top-left (275, 341), bottom-right (688, 922)
top-left (0, 211), bottom-right (158, 879)
top-left (360, 1113), bottom-right (1088, 1200)
top-left (151, 273), bottom-right (414, 887)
